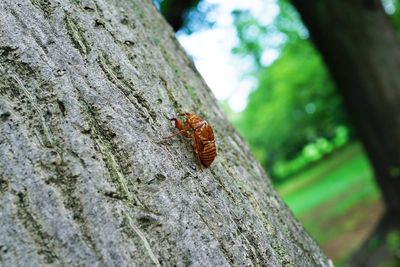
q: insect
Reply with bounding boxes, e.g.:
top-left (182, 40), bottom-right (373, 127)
top-left (165, 112), bottom-right (216, 168)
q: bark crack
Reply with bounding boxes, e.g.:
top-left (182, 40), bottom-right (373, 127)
top-left (30, 0), bottom-right (55, 19)
top-left (97, 54), bottom-right (157, 122)
top-left (65, 14), bottom-right (90, 57)
top-left (124, 212), bottom-right (161, 267)
top-left (9, 72), bottom-right (55, 148)
top-left (0, 175), bottom-right (9, 198)
top-left (15, 190), bottom-right (61, 265)
top-left (195, 211), bottom-right (237, 266)
top-left (9, 7), bottom-right (49, 55)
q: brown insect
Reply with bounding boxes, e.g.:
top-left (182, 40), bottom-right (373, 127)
top-left (165, 112), bottom-right (216, 168)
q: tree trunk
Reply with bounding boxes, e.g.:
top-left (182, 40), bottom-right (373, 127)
top-left (0, 0), bottom-right (330, 266)
top-left (291, 0), bottom-right (400, 213)
top-left (291, 0), bottom-right (400, 265)
top-left (159, 0), bottom-right (199, 32)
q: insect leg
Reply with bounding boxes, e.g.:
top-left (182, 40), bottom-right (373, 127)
top-left (191, 134), bottom-right (205, 169)
top-left (163, 118), bottom-right (191, 139)
top-left (191, 141), bottom-right (203, 170)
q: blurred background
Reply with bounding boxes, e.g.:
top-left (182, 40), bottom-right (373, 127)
top-left (154, 0), bottom-right (400, 266)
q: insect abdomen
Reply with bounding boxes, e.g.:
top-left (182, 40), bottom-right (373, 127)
top-left (200, 141), bottom-right (216, 167)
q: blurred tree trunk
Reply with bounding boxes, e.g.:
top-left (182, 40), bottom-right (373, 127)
top-left (0, 0), bottom-right (331, 266)
top-left (159, 0), bottom-right (200, 31)
top-left (291, 0), bottom-right (400, 265)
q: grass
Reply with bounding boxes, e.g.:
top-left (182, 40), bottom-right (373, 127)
top-left (276, 142), bottom-right (382, 264)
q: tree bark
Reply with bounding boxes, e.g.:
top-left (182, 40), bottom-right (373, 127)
top-left (0, 0), bottom-right (331, 266)
top-left (290, 0), bottom-right (400, 265)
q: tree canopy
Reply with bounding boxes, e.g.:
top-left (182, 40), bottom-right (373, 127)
top-left (231, 2), bottom-right (349, 180)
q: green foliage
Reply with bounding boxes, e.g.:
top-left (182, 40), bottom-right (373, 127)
top-left (386, 230), bottom-right (400, 258)
top-left (273, 126), bottom-right (350, 179)
top-left (383, 0), bottom-right (400, 23)
top-left (385, 0), bottom-right (400, 39)
top-left (231, 1), bottom-right (350, 180)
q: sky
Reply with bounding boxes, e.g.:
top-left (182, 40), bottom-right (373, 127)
top-left (177, 0), bottom-right (279, 112)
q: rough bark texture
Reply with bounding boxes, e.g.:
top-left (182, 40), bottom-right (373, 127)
top-left (0, 0), bottom-right (331, 266)
top-left (290, 0), bottom-right (400, 265)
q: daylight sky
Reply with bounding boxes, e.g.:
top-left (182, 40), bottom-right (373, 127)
top-left (177, 0), bottom-right (279, 112)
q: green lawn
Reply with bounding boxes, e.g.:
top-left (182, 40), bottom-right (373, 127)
top-left (276, 142), bottom-right (382, 263)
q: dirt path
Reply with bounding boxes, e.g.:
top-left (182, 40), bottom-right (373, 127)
top-left (321, 199), bottom-right (384, 262)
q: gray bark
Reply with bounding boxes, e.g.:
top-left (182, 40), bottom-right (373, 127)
top-left (0, 0), bottom-right (331, 266)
